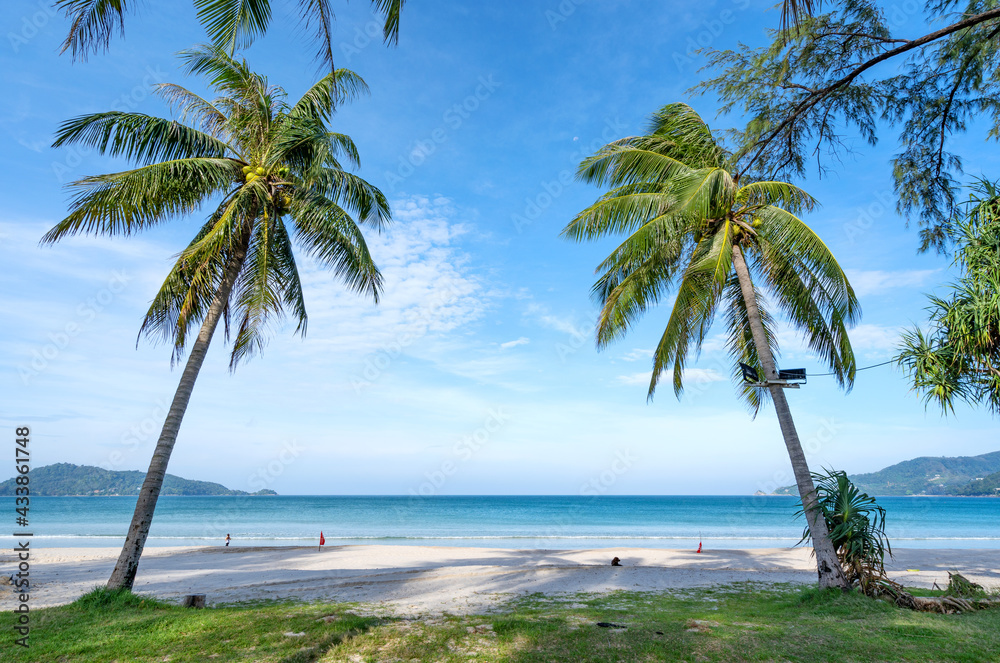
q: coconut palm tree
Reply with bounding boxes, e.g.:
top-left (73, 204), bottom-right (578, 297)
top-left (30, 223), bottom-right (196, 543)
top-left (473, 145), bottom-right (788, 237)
top-left (55, 0), bottom-right (406, 68)
top-left (44, 44), bottom-right (391, 590)
top-left (563, 103), bottom-right (859, 589)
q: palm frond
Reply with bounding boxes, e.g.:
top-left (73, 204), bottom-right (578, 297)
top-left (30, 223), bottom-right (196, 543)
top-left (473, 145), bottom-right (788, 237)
top-left (53, 112), bottom-right (234, 165)
top-left (309, 168), bottom-right (390, 229)
top-left (139, 209), bottom-right (231, 363)
top-left (42, 158), bottom-right (240, 243)
top-left (55, 0), bottom-right (131, 60)
top-left (293, 0), bottom-right (337, 70)
top-left (194, 0), bottom-right (272, 54)
top-left (648, 234), bottom-right (730, 398)
top-left (290, 69), bottom-right (369, 123)
top-left (591, 212), bottom-right (695, 347)
top-left (179, 43), bottom-right (258, 96)
top-left (153, 84), bottom-right (230, 140)
top-left (577, 143), bottom-right (695, 189)
top-left (753, 239), bottom-right (857, 390)
top-left (371, 0), bottom-right (405, 44)
top-left (563, 186), bottom-right (681, 240)
top-left (646, 103), bottom-right (728, 168)
top-left (736, 180), bottom-right (818, 214)
top-left (754, 205), bottom-right (861, 327)
top-left (227, 218), bottom-right (283, 367)
top-left (290, 190), bottom-right (383, 301)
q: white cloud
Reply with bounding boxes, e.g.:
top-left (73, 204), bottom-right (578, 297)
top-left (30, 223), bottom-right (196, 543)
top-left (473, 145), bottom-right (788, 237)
top-left (849, 323), bottom-right (902, 354)
top-left (500, 337), bottom-right (530, 350)
top-left (621, 348), bottom-right (653, 362)
top-left (293, 195), bottom-right (486, 357)
top-left (524, 302), bottom-right (592, 337)
top-left (845, 269), bottom-right (939, 297)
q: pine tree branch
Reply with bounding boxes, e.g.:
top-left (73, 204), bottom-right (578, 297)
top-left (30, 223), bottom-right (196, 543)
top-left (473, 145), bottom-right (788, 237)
top-left (738, 7), bottom-right (1000, 178)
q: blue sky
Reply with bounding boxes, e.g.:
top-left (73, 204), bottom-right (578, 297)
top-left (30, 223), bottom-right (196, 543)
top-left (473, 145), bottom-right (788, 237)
top-left (2, 0), bottom-right (997, 496)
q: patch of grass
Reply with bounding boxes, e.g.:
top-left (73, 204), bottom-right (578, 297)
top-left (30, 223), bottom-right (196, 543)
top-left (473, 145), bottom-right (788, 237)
top-left (2, 591), bottom-right (383, 662)
top-left (4, 584), bottom-right (1000, 661)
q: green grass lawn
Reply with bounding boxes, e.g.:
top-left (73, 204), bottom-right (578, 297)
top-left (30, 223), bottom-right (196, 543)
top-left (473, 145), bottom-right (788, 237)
top-left (4, 584), bottom-right (999, 662)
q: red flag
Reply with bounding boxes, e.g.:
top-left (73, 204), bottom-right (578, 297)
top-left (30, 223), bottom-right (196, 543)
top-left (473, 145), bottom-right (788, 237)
top-left (320, 531), bottom-right (325, 546)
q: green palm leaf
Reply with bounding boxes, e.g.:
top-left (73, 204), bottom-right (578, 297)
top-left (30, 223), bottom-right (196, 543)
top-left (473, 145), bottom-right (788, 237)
top-left (194, 0), bottom-right (272, 54)
top-left (42, 158), bottom-right (241, 242)
top-left (53, 112), bottom-right (235, 165)
top-left (55, 0), bottom-right (130, 59)
top-left (57, 0), bottom-right (406, 68)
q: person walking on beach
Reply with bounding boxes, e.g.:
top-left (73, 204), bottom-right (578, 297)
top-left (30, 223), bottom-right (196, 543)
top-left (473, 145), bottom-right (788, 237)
top-left (225, 534), bottom-right (231, 547)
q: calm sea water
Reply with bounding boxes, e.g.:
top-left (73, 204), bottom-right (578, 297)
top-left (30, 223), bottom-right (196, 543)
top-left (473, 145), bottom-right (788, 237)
top-left (2, 495), bottom-right (998, 549)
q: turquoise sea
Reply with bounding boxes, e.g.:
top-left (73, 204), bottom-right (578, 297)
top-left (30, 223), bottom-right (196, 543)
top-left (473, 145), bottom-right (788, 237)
top-left (2, 495), bottom-right (998, 549)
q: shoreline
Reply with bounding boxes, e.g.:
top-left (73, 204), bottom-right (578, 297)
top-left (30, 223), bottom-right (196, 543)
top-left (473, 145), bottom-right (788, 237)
top-left (4, 545), bottom-right (999, 615)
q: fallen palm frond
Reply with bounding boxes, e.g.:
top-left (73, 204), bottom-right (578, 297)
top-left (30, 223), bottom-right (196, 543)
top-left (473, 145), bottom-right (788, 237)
top-left (866, 573), bottom-right (999, 614)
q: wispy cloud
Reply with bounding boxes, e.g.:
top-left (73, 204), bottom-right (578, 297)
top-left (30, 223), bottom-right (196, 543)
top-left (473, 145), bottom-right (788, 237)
top-left (846, 269), bottom-right (939, 297)
top-left (295, 195), bottom-right (487, 357)
top-left (850, 323), bottom-right (902, 355)
top-left (500, 337), bottom-right (530, 349)
top-left (621, 348), bottom-right (653, 362)
top-left (524, 302), bottom-right (591, 336)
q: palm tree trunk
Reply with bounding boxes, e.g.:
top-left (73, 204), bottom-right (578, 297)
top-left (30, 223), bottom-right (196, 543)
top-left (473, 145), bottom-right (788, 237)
top-left (107, 230), bottom-right (251, 591)
top-left (731, 242), bottom-right (848, 590)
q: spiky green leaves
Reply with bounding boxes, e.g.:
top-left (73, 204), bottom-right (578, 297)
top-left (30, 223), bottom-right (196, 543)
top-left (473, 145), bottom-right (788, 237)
top-left (565, 103), bottom-right (859, 411)
top-left (43, 158), bottom-right (242, 242)
top-left (55, 0), bottom-right (130, 60)
top-left (896, 178), bottom-right (1000, 414)
top-left (696, 1), bottom-right (1000, 253)
top-left (195, 0), bottom-right (273, 55)
top-left (48, 48), bottom-right (389, 369)
top-left (57, 0), bottom-right (406, 70)
top-left (53, 112), bottom-right (234, 165)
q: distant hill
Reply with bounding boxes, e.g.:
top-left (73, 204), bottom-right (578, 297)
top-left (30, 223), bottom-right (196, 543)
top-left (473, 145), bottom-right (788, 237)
top-left (953, 470), bottom-right (1000, 496)
top-left (0, 463), bottom-right (278, 497)
top-left (773, 451), bottom-right (1000, 496)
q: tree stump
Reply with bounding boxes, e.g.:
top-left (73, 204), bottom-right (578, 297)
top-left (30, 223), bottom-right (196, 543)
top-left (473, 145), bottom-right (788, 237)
top-left (182, 594), bottom-right (206, 608)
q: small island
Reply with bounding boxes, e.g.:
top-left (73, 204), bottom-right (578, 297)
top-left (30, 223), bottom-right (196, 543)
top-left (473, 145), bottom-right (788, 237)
top-left (0, 463), bottom-right (278, 497)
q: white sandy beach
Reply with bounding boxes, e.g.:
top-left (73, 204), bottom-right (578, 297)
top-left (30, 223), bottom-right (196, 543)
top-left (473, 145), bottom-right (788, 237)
top-left (4, 546), bottom-right (999, 615)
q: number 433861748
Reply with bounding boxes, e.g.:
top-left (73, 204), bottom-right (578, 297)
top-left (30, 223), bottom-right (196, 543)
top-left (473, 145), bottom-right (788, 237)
top-left (15, 426), bottom-right (29, 502)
